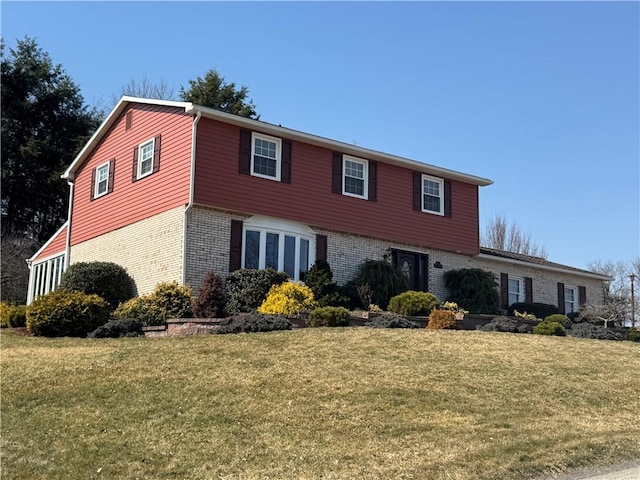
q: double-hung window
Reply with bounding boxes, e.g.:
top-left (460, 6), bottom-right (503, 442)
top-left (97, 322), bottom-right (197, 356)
top-left (564, 286), bottom-right (578, 313)
top-left (242, 217), bottom-right (315, 281)
top-left (251, 133), bottom-right (281, 181)
top-left (508, 277), bottom-right (524, 305)
top-left (94, 161), bottom-right (110, 198)
top-left (137, 138), bottom-right (155, 179)
top-left (422, 174), bottom-right (444, 215)
top-left (342, 156), bottom-right (368, 199)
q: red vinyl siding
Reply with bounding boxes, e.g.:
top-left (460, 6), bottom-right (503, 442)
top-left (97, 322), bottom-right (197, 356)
top-left (71, 104), bottom-right (192, 245)
top-left (32, 225), bottom-right (67, 262)
top-left (193, 119), bottom-right (480, 255)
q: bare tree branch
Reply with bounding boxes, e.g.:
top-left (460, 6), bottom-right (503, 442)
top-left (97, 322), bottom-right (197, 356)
top-left (481, 214), bottom-right (548, 259)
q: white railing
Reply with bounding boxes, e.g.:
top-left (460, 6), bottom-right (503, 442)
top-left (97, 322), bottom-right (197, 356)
top-left (27, 254), bottom-right (66, 305)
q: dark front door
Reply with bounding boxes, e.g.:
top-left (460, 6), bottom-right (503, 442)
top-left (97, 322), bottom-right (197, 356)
top-left (392, 250), bottom-right (429, 292)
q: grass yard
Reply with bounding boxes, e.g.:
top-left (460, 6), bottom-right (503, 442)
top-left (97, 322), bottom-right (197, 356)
top-left (1, 328), bottom-right (639, 480)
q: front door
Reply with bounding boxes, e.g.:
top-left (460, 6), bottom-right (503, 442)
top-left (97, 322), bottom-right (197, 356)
top-left (392, 250), bottom-right (428, 292)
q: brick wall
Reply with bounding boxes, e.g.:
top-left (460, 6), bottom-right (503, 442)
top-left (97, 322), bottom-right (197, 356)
top-left (70, 206), bottom-right (185, 296)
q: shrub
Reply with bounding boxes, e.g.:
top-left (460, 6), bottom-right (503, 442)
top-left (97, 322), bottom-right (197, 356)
top-left (258, 281), bottom-right (316, 315)
top-left (365, 312), bottom-right (419, 329)
top-left (0, 302), bottom-right (8, 328)
top-left (514, 310), bottom-right (539, 321)
top-left (388, 291), bottom-right (439, 316)
top-left (7, 305), bottom-right (27, 328)
top-left (533, 319), bottom-right (566, 336)
top-left (427, 309), bottom-right (457, 330)
top-left (308, 306), bottom-right (351, 327)
top-left (225, 269), bottom-right (289, 315)
top-left (477, 316), bottom-right (529, 334)
top-left (544, 314), bottom-right (571, 328)
top-left (217, 312), bottom-right (292, 334)
top-left (113, 296), bottom-right (165, 326)
top-left (59, 261), bottom-right (135, 310)
top-left (350, 260), bottom-right (409, 310)
top-left (443, 268), bottom-right (500, 314)
top-left (570, 323), bottom-right (623, 341)
top-left (508, 302), bottom-right (559, 319)
top-left (150, 282), bottom-right (193, 319)
top-left (192, 271), bottom-right (226, 318)
top-left (304, 260), bottom-right (348, 307)
top-left (26, 290), bottom-right (108, 337)
top-left (626, 327), bottom-right (640, 342)
top-left (88, 318), bottom-right (142, 338)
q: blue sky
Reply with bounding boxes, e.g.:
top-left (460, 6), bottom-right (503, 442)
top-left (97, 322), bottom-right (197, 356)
top-left (3, 1), bottom-right (639, 270)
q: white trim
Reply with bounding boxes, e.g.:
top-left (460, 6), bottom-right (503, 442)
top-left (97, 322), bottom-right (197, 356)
top-left (342, 155), bottom-right (368, 200)
top-left (27, 221), bottom-right (69, 263)
top-left (477, 253), bottom-right (612, 281)
top-left (27, 253), bottom-right (66, 305)
top-left (137, 137), bottom-right (155, 179)
top-left (250, 132), bottom-right (281, 182)
top-left (183, 111), bottom-right (202, 284)
top-left (94, 161), bottom-right (110, 198)
top-left (421, 174), bottom-right (445, 216)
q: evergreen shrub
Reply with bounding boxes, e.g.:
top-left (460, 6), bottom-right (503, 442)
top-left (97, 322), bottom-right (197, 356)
top-left (308, 306), bottom-right (350, 327)
top-left (225, 269), bottom-right (289, 314)
top-left (365, 312), bottom-right (419, 329)
top-left (304, 260), bottom-right (348, 307)
top-left (1, 304), bottom-right (27, 328)
top-left (59, 261), bottom-right (134, 310)
top-left (113, 296), bottom-right (165, 326)
top-left (570, 323), bottom-right (622, 341)
top-left (112, 282), bottom-right (193, 326)
top-left (217, 312), bottom-right (292, 334)
top-left (533, 319), bottom-right (566, 336)
top-left (26, 290), bottom-right (108, 337)
top-left (258, 281), bottom-right (316, 315)
top-left (543, 314), bottom-right (571, 328)
top-left (477, 316), bottom-right (529, 333)
top-left (443, 268), bottom-right (500, 314)
top-left (350, 260), bottom-right (408, 309)
top-left (192, 271), bottom-right (225, 318)
top-left (388, 291), bottom-right (439, 316)
top-left (88, 318), bottom-right (142, 338)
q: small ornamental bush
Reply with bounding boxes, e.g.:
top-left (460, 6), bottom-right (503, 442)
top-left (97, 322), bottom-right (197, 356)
top-left (1, 303), bottom-right (27, 328)
top-left (351, 260), bottom-right (409, 309)
top-left (570, 323), bottom-right (623, 341)
top-left (477, 316), bottom-right (529, 334)
top-left (514, 310), bottom-right (539, 321)
top-left (533, 319), bottom-right (566, 336)
top-left (59, 261), bottom-right (135, 310)
top-left (626, 327), bottom-right (639, 342)
top-left (543, 314), bottom-right (571, 328)
top-left (365, 312), bottom-right (419, 329)
top-left (0, 303), bottom-right (8, 328)
top-left (150, 282), bottom-right (193, 319)
top-left (88, 318), bottom-right (143, 338)
top-left (217, 312), bottom-right (292, 334)
top-left (427, 309), bottom-right (457, 330)
top-left (225, 269), bottom-right (289, 315)
top-left (113, 296), bottom-right (165, 326)
top-left (304, 260), bottom-right (348, 307)
top-left (443, 268), bottom-right (500, 314)
top-left (258, 281), bottom-right (316, 315)
top-left (192, 271), bottom-right (225, 318)
top-left (308, 306), bottom-right (351, 327)
top-left (508, 302), bottom-right (560, 319)
top-left (388, 291), bottom-right (439, 317)
top-left (26, 290), bottom-right (108, 337)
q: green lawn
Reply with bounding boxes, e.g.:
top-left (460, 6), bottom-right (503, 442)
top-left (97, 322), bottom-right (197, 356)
top-left (1, 328), bottom-right (638, 479)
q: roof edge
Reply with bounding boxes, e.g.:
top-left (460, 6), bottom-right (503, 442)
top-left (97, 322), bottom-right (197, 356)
top-left (27, 221), bottom-right (69, 264)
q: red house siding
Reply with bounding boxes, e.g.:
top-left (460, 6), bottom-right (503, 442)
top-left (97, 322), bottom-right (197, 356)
top-left (71, 104), bottom-right (192, 246)
top-left (32, 225), bottom-right (67, 262)
top-left (193, 118), bottom-right (480, 255)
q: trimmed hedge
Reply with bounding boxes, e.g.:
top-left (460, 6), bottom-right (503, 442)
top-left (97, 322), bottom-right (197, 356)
top-left (59, 261), bottom-right (134, 310)
top-left (533, 319), bottom-right (566, 336)
top-left (217, 312), bottom-right (292, 334)
top-left (308, 306), bottom-right (350, 327)
top-left (388, 291), bottom-right (439, 317)
top-left (26, 290), bottom-right (108, 337)
top-left (225, 269), bottom-right (289, 315)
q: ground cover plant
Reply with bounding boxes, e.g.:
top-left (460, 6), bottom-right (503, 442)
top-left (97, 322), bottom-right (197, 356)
top-left (2, 329), bottom-right (639, 480)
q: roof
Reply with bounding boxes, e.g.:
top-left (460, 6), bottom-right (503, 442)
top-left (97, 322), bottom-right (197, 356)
top-left (63, 96), bottom-right (493, 187)
top-left (478, 247), bottom-right (611, 281)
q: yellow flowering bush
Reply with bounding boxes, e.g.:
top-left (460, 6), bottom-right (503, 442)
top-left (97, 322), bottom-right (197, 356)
top-left (514, 310), bottom-right (538, 321)
top-left (258, 281), bottom-right (317, 315)
top-left (441, 301), bottom-right (468, 315)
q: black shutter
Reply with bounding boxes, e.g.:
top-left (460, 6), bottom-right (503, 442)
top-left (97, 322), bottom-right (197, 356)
top-left (239, 129), bottom-right (251, 175)
top-left (316, 234), bottom-right (328, 262)
top-left (500, 273), bottom-right (509, 310)
top-left (444, 179), bottom-right (452, 217)
top-left (90, 167), bottom-right (96, 201)
top-left (332, 152), bottom-right (342, 194)
top-left (578, 286), bottom-right (587, 307)
top-left (281, 139), bottom-right (292, 184)
top-left (368, 161), bottom-right (377, 202)
top-left (132, 145), bottom-right (139, 182)
top-left (557, 282), bottom-right (565, 314)
top-left (525, 277), bottom-right (533, 303)
top-left (413, 172), bottom-right (422, 211)
top-left (152, 134), bottom-right (161, 173)
top-left (229, 220), bottom-right (243, 272)
top-left (107, 159), bottom-right (115, 194)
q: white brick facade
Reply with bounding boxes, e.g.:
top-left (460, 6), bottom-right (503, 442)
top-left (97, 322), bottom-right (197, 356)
top-left (70, 206), bottom-right (185, 296)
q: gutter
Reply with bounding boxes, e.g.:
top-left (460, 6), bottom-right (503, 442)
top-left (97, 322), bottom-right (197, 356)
top-left (182, 110), bottom-right (202, 284)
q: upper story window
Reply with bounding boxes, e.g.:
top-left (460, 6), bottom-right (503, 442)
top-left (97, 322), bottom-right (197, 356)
top-left (422, 174), bottom-right (444, 215)
top-left (342, 156), bottom-right (368, 199)
top-left (133, 135), bottom-right (161, 182)
top-left (508, 277), bottom-right (524, 305)
top-left (564, 285), bottom-right (578, 313)
top-left (94, 161), bottom-right (110, 198)
top-left (251, 133), bottom-right (281, 181)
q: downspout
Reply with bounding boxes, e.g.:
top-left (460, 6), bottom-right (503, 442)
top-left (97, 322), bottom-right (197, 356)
top-left (64, 176), bottom-right (75, 269)
top-left (182, 110), bottom-right (202, 284)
